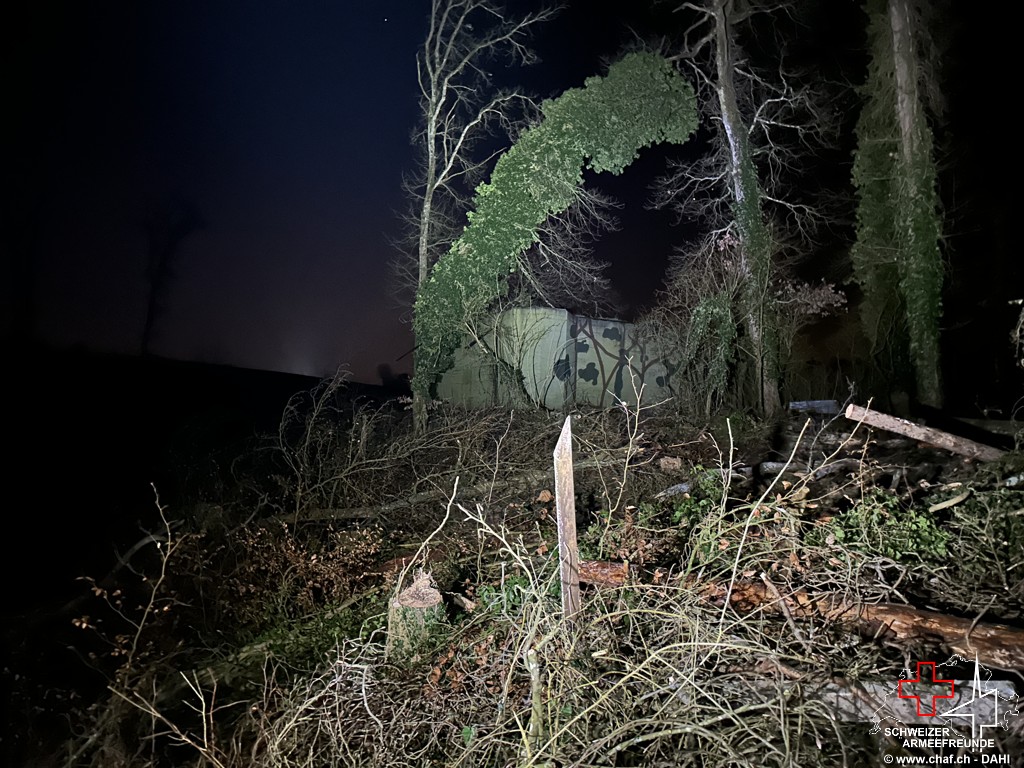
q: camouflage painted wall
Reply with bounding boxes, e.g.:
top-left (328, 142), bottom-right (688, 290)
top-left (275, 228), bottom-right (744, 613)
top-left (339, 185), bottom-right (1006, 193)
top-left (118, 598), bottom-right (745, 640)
top-left (436, 307), bottom-right (678, 409)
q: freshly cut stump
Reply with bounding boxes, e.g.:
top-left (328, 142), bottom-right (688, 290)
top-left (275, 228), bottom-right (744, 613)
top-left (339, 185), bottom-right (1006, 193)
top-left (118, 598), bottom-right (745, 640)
top-left (386, 569), bottom-right (443, 661)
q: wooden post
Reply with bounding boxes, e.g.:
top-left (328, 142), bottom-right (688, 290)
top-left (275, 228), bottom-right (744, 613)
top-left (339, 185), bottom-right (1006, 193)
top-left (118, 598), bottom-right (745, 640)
top-left (553, 416), bottom-right (581, 619)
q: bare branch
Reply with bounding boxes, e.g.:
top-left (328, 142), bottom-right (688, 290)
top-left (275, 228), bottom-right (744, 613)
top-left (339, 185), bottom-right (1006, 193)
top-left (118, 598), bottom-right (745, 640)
top-left (510, 186), bottom-right (623, 317)
top-left (397, 0), bottom-right (560, 298)
top-left (654, 0), bottom-right (849, 257)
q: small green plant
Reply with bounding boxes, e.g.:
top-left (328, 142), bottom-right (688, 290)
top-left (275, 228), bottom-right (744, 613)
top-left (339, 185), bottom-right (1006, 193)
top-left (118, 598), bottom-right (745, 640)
top-left (811, 488), bottom-right (949, 562)
top-left (578, 501), bottom-right (685, 567)
top-left (475, 573), bottom-right (534, 614)
top-left (671, 464), bottom-right (724, 527)
top-left (671, 465), bottom-right (733, 570)
top-left (254, 594), bottom-right (388, 671)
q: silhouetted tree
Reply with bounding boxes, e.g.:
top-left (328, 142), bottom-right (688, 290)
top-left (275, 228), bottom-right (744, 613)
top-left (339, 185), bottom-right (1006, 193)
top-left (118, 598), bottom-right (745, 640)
top-left (141, 197), bottom-right (205, 356)
top-left (399, 0), bottom-right (558, 299)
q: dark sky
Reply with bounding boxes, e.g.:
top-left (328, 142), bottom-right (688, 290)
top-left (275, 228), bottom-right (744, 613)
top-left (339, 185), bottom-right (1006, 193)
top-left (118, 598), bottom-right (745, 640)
top-left (6, 1), bottom-right (710, 383)
top-left (4, 1), bottom-right (1012, 393)
top-left (6, 2), bottom-right (428, 380)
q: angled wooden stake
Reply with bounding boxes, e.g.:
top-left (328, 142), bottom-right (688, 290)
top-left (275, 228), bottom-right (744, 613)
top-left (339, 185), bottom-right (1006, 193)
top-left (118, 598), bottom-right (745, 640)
top-left (553, 415), bottom-right (580, 619)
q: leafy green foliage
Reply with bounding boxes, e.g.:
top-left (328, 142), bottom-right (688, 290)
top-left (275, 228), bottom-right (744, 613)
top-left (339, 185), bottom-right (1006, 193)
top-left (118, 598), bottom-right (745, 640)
top-left (257, 595), bottom-right (388, 670)
top-left (670, 465), bottom-right (724, 527)
top-left (413, 52), bottom-right (697, 400)
top-left (682, 294), bottom-right (738, 415)
top-left (897, 130), bottom-right (943, 401)
top-left (810, 488), bottom-right (949, 563)
top-left (475, 573), bottom-right (536, 614)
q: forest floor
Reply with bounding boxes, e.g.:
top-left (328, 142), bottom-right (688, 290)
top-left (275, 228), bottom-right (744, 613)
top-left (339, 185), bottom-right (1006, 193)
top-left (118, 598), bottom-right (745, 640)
top-left (5, 380), bottom-right (1023, 767)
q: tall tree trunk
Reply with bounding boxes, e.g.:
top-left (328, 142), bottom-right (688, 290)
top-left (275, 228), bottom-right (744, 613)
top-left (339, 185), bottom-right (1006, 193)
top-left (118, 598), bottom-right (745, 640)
top-left (888, 0), bottom-right (943, 407)
top-left (712, 0), bottom-right (780, 416)
top-left (851, 0), bottom-right (943, 408)
top-left (888, 0), bottom-right (919, 165)
top-left (412, 129), bottom-right (437, 432)
top-left (417, 125), bottom-right (438, 289)
top-left (406, 0), bottom-right (557, 432)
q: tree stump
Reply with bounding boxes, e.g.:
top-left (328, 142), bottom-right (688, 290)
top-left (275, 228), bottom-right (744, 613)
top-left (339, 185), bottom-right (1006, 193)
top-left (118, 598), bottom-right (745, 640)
top-left (386, 569), bottom-right (444, 661)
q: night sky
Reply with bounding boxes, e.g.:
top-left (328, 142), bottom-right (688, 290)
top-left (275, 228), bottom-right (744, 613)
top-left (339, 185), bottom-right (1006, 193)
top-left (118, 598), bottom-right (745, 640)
top-left (7, 2), bottom-right (427, 380)
top-left (3, 1), bottom-right (1016, 398)
top-left (4, 1), bottom-right (698, 383)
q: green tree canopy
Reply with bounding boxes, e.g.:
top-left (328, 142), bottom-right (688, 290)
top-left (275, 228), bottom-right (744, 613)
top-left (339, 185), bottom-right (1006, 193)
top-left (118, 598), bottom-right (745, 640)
top-left (412, 52), bottom-right (698, 402)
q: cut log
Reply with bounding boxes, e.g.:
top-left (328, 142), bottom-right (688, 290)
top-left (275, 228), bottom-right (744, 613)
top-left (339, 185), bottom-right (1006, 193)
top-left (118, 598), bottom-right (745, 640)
top-left (702, 579), bottom-right (1024, 670)
top-left (845, 404), bottom-right (1006, 462)
top-left (579, 560), bottom-right (629, 588)
top-left (854, 603), bottom-right (1024, 670)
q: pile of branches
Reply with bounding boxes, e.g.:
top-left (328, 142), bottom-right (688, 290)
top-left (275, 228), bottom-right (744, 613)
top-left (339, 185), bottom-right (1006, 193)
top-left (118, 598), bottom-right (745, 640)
top-left (16, 374), bottom-right (1024, 767)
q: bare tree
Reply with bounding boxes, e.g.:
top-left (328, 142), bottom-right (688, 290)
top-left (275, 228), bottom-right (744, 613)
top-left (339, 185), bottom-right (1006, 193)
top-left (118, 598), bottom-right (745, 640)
top-left (655, 1), bottom-right (845, 247)
top-left (141, 196), bottom-right (205, 356)
top-left (509, 186), bottom-right (623, 318)
top-left (398, 0), bottom-right (559, 303)
top-left (646, 0), bottom-right (846, 415)
top-left (402, 0), bottom-right (639, 427)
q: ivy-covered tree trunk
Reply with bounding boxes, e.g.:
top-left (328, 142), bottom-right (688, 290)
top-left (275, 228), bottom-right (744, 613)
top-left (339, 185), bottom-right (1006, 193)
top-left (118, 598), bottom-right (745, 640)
top-left (852, 0), bottom-right (943, 407)
top-left (712, 0), bottom-right (780, 417)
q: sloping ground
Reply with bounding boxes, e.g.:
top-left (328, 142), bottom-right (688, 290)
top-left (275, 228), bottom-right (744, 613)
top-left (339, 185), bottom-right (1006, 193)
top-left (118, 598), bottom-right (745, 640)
top-left (6, 389), bottom-right (1023, 766)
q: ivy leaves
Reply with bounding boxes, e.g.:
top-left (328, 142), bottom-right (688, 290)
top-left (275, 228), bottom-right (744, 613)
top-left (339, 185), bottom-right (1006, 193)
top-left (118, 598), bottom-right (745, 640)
top-left (413, 53), bottom-right (698, 399)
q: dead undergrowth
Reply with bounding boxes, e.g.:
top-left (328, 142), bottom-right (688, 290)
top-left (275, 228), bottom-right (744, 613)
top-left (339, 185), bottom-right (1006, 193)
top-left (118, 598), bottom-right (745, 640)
top-left (12, 374), bottom-right (1024, 767)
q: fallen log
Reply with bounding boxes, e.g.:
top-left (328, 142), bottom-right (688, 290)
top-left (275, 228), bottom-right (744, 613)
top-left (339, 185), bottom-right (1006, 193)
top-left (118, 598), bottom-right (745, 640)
top-left (272, 455), bottom-right (625, 524)
top-left (266, 468), bottom-right (554, 524)
top-left (580, 560), bottom-right (629, 588)
top-left (845, 404), bottom-right (1006, 462)
top-left (703, 579), bottom-right (1024, 670)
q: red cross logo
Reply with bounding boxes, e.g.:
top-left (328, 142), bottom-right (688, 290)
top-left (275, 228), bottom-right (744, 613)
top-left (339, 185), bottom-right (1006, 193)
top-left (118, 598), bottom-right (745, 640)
top-left (898, 661), bottom-right (956, 716)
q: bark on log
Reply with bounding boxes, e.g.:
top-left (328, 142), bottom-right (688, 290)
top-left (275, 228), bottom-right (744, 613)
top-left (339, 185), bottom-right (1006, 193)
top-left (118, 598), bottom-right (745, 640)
top-left (703, 579), bottom-right (1024, 670)
top-left (579, 560), bottom-right (629, 588)
top-left (845, 404), bottom-right (1006, 462)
